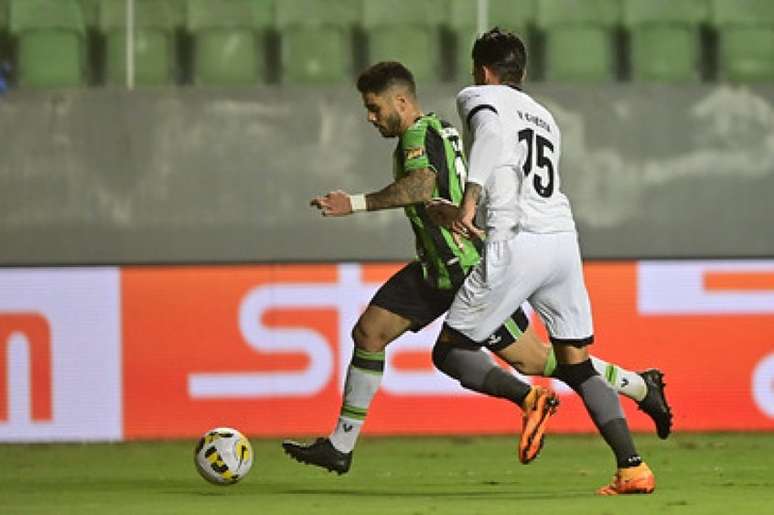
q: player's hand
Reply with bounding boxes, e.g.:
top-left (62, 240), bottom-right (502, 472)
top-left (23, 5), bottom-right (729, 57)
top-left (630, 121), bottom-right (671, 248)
top-left (309, 190), bottom-right (353, 217)
top-left (425, 198), bottom-right (459, 228)
top-left (450, 197), bottom-right (484, 248)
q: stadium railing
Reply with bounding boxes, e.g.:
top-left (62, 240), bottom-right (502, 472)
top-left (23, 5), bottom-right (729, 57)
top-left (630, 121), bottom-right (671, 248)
top-left (100, 0), bottom-right (179, 86)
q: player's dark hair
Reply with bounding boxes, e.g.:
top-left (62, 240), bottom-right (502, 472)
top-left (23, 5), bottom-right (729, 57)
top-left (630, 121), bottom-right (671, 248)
top-left (472, 27), bottom-right (527, 84)
top-left (356, 61), bottom-right (416, 96)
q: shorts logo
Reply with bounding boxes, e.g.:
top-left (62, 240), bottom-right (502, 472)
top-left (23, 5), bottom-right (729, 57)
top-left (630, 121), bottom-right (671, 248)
top-left (405, 147), bottom-right (425, 161)
top-left (487, 333), bottom-right (502, 346)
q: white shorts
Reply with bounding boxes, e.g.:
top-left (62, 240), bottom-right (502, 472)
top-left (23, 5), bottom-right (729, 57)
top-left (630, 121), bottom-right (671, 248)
top-left (446, 231), bottom-right (594, 345)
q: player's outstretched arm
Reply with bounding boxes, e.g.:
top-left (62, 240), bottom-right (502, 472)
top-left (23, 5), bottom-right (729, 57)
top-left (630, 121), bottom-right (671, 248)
top-left (310, 190), bottom-right (355, 217)
top-left (310, 168), bottom-right (436, 217)
top-left (366, 167), bottom-right (435, 210)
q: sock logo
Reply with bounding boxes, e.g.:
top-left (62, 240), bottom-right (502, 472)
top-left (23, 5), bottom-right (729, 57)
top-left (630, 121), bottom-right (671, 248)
top-left (621, 378), bottom-right (629, 388)
top-left (487, 334), bottom-right (502, 346)
top-left (342, 423), bottom-right (353, 433)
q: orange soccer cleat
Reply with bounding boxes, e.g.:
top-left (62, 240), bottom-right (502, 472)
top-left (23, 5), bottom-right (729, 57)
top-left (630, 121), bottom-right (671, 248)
top-left (597, 462), bottom-right (656, 495)
top-left (518, 386), bottom-right (559, 464)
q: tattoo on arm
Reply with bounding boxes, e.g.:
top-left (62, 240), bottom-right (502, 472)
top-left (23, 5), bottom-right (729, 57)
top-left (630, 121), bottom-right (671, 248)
top-left (365, 168), bottom-right (436, 211)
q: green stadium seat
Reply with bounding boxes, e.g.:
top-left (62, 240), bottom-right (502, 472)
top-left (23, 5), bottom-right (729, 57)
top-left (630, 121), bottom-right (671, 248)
top-left (362, 0), bottom-right (444, 82)
top-left (447, 0), bottom-right (536, 80)
top-left (100, 0), bottom-right (177, 86)
top-left (9, 0), bottom-right (86, 88)
top-left (536, 0), bottom-right (621, 81)
top-left (623, 0), bottom-right (708, 82)
top-left (712, 0), bottom-right (774, 81)
top-left (275, 0), bottom-right (359, 84)
top-left (187, 0), bottom-right (272, 86)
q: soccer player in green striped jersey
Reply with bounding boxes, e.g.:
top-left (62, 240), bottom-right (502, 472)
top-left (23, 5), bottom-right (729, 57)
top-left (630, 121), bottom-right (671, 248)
top-left (282, 61), bottom-right (671, 475)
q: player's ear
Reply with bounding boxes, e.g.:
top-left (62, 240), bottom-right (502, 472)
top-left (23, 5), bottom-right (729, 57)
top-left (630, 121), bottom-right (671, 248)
top-left (392, 91), bottom-right (409, 112)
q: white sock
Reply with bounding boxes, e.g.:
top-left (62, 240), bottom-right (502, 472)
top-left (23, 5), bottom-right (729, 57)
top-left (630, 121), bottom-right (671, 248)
top-left (590, 356), bottom-right (647, 402)
top-left (328, 348), bottom-right (384, 453)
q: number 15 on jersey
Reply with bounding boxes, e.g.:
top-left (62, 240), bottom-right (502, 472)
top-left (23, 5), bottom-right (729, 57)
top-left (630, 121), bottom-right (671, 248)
top-left (517, 128), bottom-right (555, 198)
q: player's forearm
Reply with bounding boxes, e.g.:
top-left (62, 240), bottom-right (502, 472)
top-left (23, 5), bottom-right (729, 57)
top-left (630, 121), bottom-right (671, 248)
top-left (365, 168), bottom-right (435, 211)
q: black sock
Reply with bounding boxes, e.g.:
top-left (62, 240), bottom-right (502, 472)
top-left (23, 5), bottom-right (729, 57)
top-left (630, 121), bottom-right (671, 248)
top-left (599, 419), bottom-right (642, 468)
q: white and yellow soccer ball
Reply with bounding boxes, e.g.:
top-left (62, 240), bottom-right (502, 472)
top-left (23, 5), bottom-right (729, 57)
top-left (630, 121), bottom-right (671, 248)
top-left (194, 427), bottom-right (253, 485)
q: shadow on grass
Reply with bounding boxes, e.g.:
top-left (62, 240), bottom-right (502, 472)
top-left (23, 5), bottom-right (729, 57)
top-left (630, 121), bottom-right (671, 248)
top-left (163, 484), bottom-right (587, 501)
top-left (273, 488), bottom-right (586, 501)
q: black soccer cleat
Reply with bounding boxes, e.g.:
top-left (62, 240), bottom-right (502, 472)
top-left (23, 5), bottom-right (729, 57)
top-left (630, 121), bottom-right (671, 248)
top-left (637, 369), bottom-right (673, 440)
top-left (282, 438), bottom-right (352, 475)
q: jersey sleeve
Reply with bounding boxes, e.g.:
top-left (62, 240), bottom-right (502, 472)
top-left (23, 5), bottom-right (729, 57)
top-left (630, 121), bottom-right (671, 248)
top-left (400, 120), bottom-right (431, 172)
top-left (465, 107), bottom-right (504, 187)
top-left (456, 86), bottom-right (499, 131)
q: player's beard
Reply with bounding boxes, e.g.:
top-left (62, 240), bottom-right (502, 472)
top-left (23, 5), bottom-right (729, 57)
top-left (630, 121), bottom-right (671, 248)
top-left (377, 112), bottom-right (402, 138)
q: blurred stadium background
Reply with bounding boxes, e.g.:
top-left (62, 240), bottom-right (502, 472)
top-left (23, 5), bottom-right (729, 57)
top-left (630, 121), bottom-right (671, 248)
top-left (0, 0), bottom-right (773, 508)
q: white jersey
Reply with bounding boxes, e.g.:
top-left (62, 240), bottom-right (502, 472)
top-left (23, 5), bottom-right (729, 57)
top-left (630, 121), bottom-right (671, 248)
top-left (456, 85), bottom-right (576, 237)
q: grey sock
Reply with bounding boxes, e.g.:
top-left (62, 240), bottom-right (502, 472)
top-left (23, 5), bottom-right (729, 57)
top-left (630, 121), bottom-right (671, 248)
top-left (481, 366), bottom-right (532, 406)
top-left (576, 375), bottom-right (624, 426)
top-left (433, 344), bottom-right (531, 406)
top-left (578, 375), bottom-right (639, 467)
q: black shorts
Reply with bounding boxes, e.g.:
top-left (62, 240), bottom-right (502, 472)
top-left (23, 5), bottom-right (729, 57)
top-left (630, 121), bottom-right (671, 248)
top-left (369, 261), bottom-right (529, 349)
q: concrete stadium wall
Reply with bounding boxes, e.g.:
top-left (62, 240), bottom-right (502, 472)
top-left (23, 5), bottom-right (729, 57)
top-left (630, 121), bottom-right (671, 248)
top-left (1, 84), bottom-right (773, 265)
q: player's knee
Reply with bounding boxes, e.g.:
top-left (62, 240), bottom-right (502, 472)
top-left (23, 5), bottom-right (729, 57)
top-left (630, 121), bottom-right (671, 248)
top-left (552, 359), bottom-right (596, 391)
top-left (436, 324), bottom-right (454, 346)
top-left (431, 341), bottom-right (452, 371)
top-left (352, 322), bottom-right (388, 352)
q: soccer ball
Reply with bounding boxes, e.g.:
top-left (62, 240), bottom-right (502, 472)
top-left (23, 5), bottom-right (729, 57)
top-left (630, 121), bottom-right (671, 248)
top-left (194, 427), bottom-right (253, 485)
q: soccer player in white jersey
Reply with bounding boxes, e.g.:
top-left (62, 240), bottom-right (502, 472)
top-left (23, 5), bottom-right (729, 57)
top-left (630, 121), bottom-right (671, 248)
top-left (438, 28), bottom-right (656, 495)
top-left (282, 62), bottom-right (671, 478)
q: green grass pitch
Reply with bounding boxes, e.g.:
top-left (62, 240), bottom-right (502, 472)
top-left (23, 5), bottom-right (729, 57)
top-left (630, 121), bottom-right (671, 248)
top-left (2, 433), bottom-right (773, 514)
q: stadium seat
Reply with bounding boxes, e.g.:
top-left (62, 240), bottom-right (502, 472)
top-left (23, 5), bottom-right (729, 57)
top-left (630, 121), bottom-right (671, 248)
top-left (275, 0), bottom-right (359, 84)
top-left (712, 0), bottom-right (774, 81)
top-left (9, 0), bottom-right (86, 88)
top-left (100, 0), bottom-right (178, 86)
top-left (447, 0), bottom-right (536, 80)
top-left (623, 0), bottom-right (708, 82)
top-left (536, 0), bottom-right (621, 81)
top-left (186, 0), bottom-right (272, 85)
top-left (362, 0), bottom-right (444, 82)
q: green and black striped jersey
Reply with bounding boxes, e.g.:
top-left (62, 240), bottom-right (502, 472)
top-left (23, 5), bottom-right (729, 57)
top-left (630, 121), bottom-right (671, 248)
top-left (393, 113), bottom-right (481, 290)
